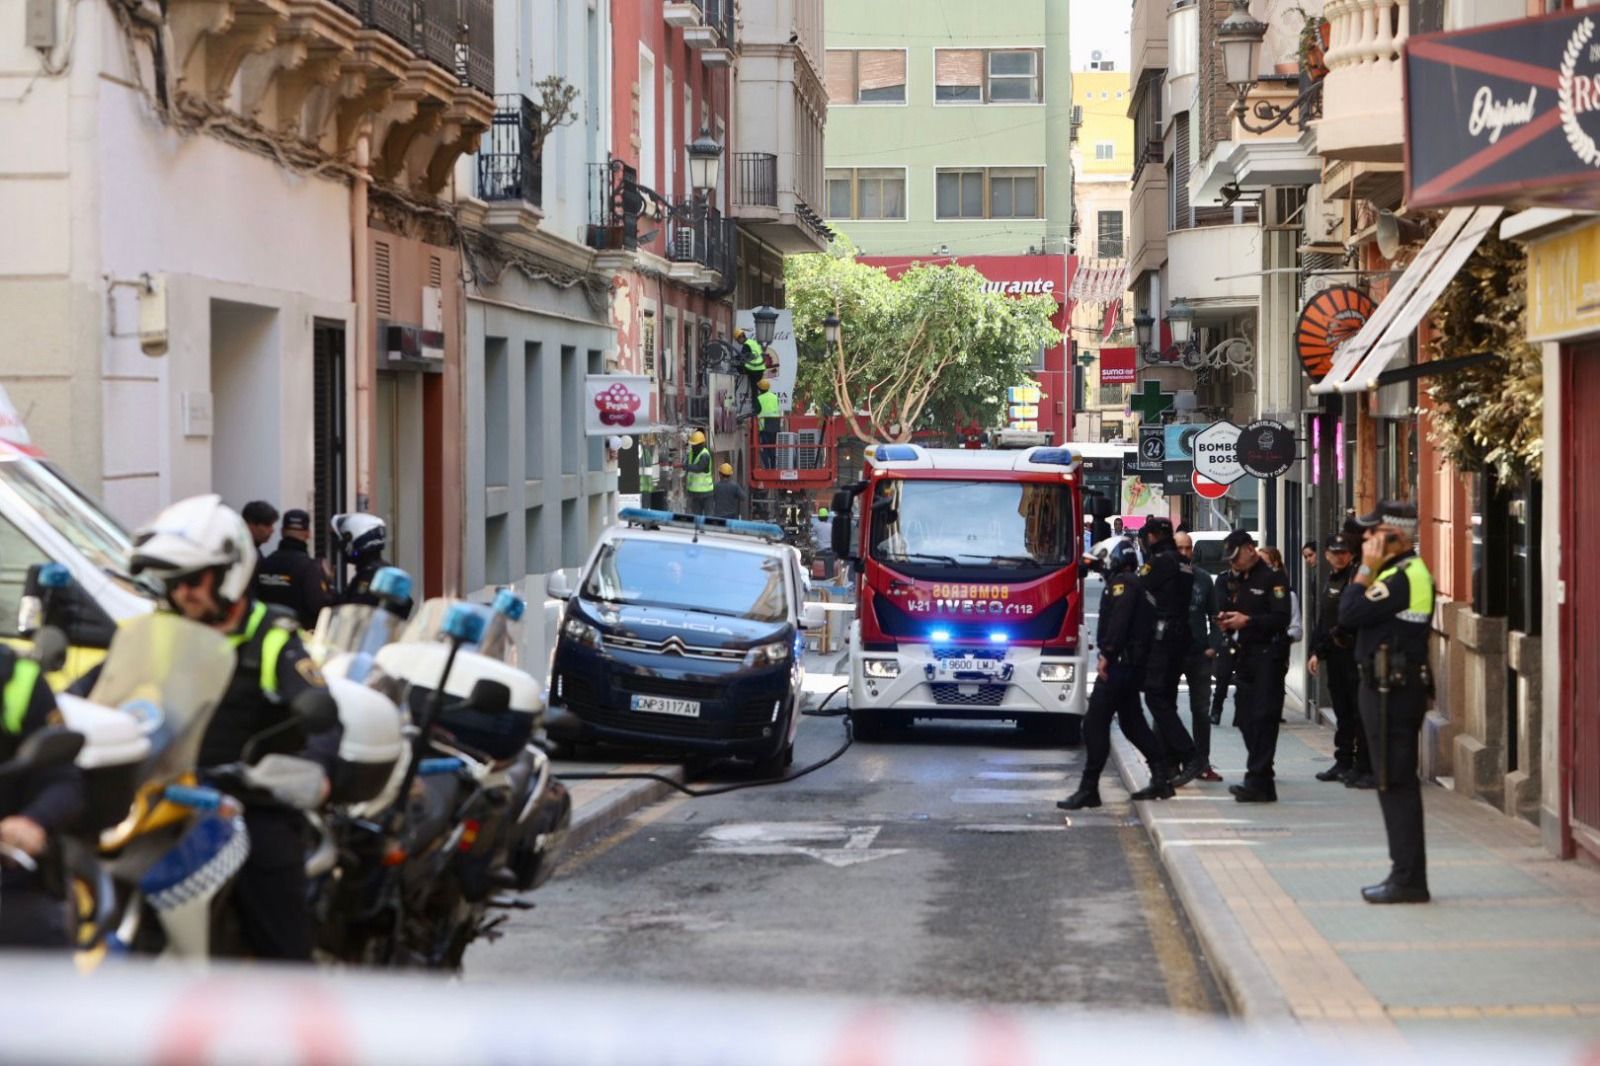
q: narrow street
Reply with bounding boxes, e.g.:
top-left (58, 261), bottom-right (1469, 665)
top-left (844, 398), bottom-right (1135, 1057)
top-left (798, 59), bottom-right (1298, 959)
top-left (470, 604), bottom-right (1219, 1013)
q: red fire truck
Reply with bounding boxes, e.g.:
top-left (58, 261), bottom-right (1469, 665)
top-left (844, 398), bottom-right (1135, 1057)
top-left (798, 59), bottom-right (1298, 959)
top-left (830, 443), bottom-right (1090, 742)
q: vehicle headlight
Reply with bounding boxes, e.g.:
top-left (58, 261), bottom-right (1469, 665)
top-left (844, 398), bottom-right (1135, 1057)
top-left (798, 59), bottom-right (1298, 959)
top-left (562, 616), bottom-right (601, 648)
top-left (746, 641), bottom-right (790, 667)
top-left (1038, 662), bottom-right (1076, 683)
top-left (862, 658), bottom-right (900, 679)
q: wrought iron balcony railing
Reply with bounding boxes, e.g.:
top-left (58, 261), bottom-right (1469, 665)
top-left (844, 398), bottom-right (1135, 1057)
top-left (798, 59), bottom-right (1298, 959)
top-left (731, 152), bottom-right (777, 208)
top-left (478, 95), bottom-right (542, 207)
top-left (360, 0), bottom-right (493, 96)
top-left (586, 159), bottom-right (641, 251)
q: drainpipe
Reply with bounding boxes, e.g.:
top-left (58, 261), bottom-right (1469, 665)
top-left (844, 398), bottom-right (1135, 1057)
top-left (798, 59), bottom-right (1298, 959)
top-left (352, 126), bottom-right (373, 513)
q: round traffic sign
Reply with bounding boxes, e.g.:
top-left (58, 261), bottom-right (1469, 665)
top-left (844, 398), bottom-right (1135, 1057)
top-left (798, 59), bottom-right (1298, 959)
top-left (1192, 471), bottom-right (1229, 499)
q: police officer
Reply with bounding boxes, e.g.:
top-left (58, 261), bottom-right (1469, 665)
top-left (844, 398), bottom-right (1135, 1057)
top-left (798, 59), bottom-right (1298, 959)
top-left (73, 495), bottom-right (342, 958)
top-left (1057, 539), bottom-right (1173, 809)
top-left (254, 509), bottom-right (331, 630)
top-left (1339, 501), bottom-right (1434, 904)
top-left (711, 462), bottom-right (746, 519)
top-left (1216, 530), bottom-right (1292, 803)
top-left (0, 644), bottom-right (84, 949)
top-left (1136, 517), bottom-right (1200, 784)
top-left (735, 327), bottom-right (766, 416)
top-left (1175, 531), bottom-right (1224, 783)
top-left (331, 512), bottom-right (412, 616)
top-left (684, 430), bottom-right (714, 515)
top-left (1308, 534), bottom-right (1373, 788)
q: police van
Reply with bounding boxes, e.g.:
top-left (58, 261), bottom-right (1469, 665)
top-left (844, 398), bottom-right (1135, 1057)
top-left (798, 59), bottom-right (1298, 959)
top-left (543, 508), bottom-right (824, 774)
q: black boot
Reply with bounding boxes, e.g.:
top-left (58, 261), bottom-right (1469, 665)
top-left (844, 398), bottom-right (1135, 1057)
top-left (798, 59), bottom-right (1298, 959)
top-left (1316, 761), bottom-right (1353, 782)
top-left (1056, 787), bottom-right (1102, 810)
top-left (1170, 758), bottom-right (1204, 788)
top-left (1129, 766), bottom-right (1175, 801)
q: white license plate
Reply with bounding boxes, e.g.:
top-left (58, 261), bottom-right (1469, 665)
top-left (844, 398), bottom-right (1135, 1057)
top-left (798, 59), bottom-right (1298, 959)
top-left (630, 694), bottom-right (702, 718)
top-left (936, 658), bottom-right (1000, 679)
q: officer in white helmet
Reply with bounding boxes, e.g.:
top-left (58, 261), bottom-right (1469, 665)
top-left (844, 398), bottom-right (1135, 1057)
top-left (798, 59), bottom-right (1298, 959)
top-left (70, 494), bottom-right (341, 960)
top-left (331, 512), bottom-right (411, 615)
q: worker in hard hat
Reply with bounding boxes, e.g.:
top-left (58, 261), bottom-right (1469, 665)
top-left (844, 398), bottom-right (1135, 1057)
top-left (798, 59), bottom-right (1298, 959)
top-left (735, 327), bottom-right (766, 416)
top-left (756, 379), bottom-right (781, 470)
top-left (684, 429), bottom-right (714, 515)
top-left (811, 505), bottom-right (836, 580)
top-left (712, 461), bottom-right (746, 519)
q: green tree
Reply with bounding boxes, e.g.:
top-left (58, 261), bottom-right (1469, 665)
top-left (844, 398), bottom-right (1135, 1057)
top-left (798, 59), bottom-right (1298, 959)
top-left (785, 237), bottom-right (1061, 443)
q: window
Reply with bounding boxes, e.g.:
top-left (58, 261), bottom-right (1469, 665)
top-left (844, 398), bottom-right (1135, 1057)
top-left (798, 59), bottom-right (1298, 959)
top-left (583, 539), bottom-right (789, 623)
top-left (936, 167), bottom-right (1042, 219)
top-left (869, 480), bottom-right (1071, 573)
top-left (825, 49), bottom-right (906, 105)
top-left (934, 48), bottom-right (1043, 104)
top-left (1100, 383), bottom-right (1128, 405)
top-left (825, 167), bottom-right (906, 219)
top-left (638, 48), bottom-right (656, 189)
top-left (1094, 142), bottom-right (1114, 161)
top-left (1097, 211), bottom-right (1124, 257)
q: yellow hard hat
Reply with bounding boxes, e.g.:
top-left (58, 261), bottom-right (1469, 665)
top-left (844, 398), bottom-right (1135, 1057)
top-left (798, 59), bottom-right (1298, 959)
top-left (719, 462), bottom-right (734, 476)
top-left (758, 378), bottom-right (772, 391)
top-left (688, 430), bottom-right (706, 445)
top-left (734, 326), bottom-right (747, 338)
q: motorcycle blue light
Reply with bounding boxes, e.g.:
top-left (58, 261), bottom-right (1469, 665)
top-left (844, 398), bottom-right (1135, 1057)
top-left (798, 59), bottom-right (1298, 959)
top-left (930, 628), bottom-right (952, 643)
top-left (371, 566), bottom-right (413, 604)
top-left (37, 562), bottom-right (72, 589)
top-left (491, 587), bottom-right (527, 621)
top-left (989, 631), bottom-right (1009, 644)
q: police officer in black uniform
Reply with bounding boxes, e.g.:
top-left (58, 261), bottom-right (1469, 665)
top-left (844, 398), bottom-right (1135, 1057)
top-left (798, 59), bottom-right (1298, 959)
top-left (333, 512), bottom-right (413, 616)
top-left (73, 495), bottom-right (342, 958)
top-left (1339, 501), bottom-right (1435, 904)
top-left (1308, 534), bottom-right (1373, 788)
top-left (0, 644), bottom-right (84, 949)
top-left (1216, 530), bottom-right (1292, 803)
top-left (1057, 539), bottom-right (1173, 809)
top-left (1136, 517), bottom-right (1200, 784)
top-left (254, 509), bottom-right (332, 630)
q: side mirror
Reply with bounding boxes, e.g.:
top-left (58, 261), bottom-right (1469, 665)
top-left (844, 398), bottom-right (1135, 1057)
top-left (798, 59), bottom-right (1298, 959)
top-left (289, 689), bottom-right (340, 734)
top-left (801, 602), bottom-right (827, 630)
top-left (21, 563), bottom-right (116, 649)
top-left (545, 568), bottom-right (579, 600)
top-left (10, 727), bottom-right (85, 775)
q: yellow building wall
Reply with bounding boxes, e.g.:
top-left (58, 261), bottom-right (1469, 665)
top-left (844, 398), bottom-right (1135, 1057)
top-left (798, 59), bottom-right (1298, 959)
top-left (1074, 71), bottom-right (1134, 178)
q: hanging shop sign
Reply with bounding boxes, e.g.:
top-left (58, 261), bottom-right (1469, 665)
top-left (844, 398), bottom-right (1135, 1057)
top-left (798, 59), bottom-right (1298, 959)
top-left (1100, 347), bottom-right (1137, 385)
top-left (1162, 423), bottom-right (1201, 496)
top-left (1405, 9), bottom-right (1600, 210)
top-left (1527, 220), bottom-right (1600, 342)
top-left (1136, 425), bottom-right (1165, 474)
top-left (1237, 419), bottom-right (1296, 479)
top-left (585, 375), bottom-right (655, 436)
top-left (1295, 286), bottom-right (1376, 381)
top-left (1192, 421), bottom-right (1244, 485)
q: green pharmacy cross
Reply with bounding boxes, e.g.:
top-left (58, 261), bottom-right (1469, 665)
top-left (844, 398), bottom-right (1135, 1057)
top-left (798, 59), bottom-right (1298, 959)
top-left (1129, 380), bottom-right (1174, 422)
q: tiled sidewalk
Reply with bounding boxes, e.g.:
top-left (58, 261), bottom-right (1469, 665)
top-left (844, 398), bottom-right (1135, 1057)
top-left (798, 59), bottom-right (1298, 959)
top-left (1111, 714), bottom-right (1600, 1040)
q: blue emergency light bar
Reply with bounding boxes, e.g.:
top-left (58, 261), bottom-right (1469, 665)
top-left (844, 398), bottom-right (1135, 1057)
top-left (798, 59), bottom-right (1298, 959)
top-left (872, 444), bottom-right (920, 462)
top-left (491, 588), bottom-right (527, 621)
top-left (930, 629), bottom-right (952, 643)
top-left (618, 507), bottom-right (785, 541)
top-left (989, 631), bottom-right (1009, 644)
top-left (1028, 448), bottom-right (1081, 467)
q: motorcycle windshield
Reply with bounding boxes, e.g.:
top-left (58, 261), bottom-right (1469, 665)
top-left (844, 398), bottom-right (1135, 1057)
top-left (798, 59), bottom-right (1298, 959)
top-left (397, 598), bottom-right (459, 644)
top-left (85, 612), bottom-right (236, 782)
top-left (312, 604), bottom-right (378, 657)
top-left (397, 597), bottom-right (518, 665)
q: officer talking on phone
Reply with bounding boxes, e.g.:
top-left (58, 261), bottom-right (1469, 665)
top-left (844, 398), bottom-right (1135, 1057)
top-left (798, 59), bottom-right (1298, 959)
top-left (1339, 500), bottom-right (1435, 904)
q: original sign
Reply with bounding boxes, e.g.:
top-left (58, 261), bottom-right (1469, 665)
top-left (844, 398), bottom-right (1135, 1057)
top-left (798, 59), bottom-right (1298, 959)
top-left (1296, 286), bottom-right (1376, 381)
top-left (1137, 425), bottom-right (1165, 473)
top-left (1192, 421), bottom-right (1244, 485)
top-left (1406, 9), bottom-right (1600, 210)
top-left (1237, 420), bottom-right (1296, 479)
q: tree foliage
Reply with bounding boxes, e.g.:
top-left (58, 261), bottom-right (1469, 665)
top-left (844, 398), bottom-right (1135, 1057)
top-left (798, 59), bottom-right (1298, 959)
top-left (1424, 236), bottom-right (1543, 481)
top-left (785, 237), bottom-right (1062, 443)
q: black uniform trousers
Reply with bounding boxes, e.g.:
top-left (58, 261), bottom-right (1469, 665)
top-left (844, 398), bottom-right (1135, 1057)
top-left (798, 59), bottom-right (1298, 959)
top-left (1325, 651), bottom-right (1371, 773)
top-left (1358, 681), bottom-right (1428, 891)
top-left (1141, 635), bottom-right (1196, 770)
top-left (1080, 664), bottom-right (1166, 786)
top-left (230, 806), bottom-right (313, 961)
top-left (1180, 647), bottom-right (1213, 764)
top-left (0, 872), bottom-right (69, 949)
top-left (1234, 647), bottom-right (1288, 795)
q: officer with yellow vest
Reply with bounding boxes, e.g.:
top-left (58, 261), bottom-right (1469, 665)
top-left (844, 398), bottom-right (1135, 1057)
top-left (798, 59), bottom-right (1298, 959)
top-left (71, 495), bottom-right (341, 957)
top-left (736, 327), bottom-right (766, 416)
top-left (684, 430), bottom-right (715, 516)
top-left (756, 379), bottom-right (781, 470)
top-left (0, 643), bottom-right (85, 948)
top-left (1339, 500), bottom-right (1435, 905)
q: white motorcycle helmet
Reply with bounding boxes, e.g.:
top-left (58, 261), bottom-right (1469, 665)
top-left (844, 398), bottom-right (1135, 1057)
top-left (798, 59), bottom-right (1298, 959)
top-left (130, 494), bottom-right (257, 609)
top-left (331, 512), bottom-right (387, 560)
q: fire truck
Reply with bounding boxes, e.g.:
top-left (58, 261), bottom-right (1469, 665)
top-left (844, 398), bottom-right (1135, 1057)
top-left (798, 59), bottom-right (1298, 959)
top-left (829, 443), bottom-right (1091, 742)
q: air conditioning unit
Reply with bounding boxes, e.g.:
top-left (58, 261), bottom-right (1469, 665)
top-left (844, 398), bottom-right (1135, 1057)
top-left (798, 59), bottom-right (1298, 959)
top-left (673, 228), bottom-right (698, 261)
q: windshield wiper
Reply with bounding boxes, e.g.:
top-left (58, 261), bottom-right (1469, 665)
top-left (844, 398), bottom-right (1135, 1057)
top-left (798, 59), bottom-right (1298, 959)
top-left (886, 552), bottom-right (960, 567)
top-left (966, 554), bottom-right (1050, 567)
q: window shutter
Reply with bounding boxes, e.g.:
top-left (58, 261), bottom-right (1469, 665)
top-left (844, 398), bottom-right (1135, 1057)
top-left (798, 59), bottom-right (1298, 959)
top-left (1173, 112), bottom-right (1191, 229)
top-left (935, 48), bottom-right (982, 87)
top-left (824, 50), bottom-right (854, 104)
top-left (374, 240), bottom-right (392, 317)
top-left (857, 50), bottom-right (905, 91)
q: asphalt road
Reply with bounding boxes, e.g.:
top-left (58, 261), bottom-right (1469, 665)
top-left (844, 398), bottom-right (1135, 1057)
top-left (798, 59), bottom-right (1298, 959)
top-left (467, 650), bottom-right (1219, 1013)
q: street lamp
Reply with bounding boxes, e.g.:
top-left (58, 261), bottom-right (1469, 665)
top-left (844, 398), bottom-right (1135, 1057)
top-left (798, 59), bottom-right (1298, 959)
top-left (1217, 0), bottom-right (1323, 133)
top-left (687, 128), bottom-right (723, 200)
top-left (1133, 309), bottom-right (1154, 350)
top-left (753, 306), bottom-right (779, 347)
top-left (1166, 299), bottom-right (1196, 348)
top-left (823, 313), bottom-right (841, 346)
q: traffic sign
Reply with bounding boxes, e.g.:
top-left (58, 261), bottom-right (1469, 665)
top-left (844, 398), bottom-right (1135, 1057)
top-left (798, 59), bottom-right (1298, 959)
top-left (1137, 425), bottom-right (1165, 472)
top-left (1192, 471), bottom-right (1229, 499)
top-left (1238, 419), bottom-right (1296, 479)
top-left (1192, 421), bottom-right (1244, 485)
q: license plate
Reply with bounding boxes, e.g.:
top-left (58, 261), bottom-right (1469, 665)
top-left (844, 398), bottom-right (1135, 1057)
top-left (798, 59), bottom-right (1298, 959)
top-left (936, 658), bottom-right (999, 679)
top-left (630, 694), bottom-right (702, 718)
top-left (779, 470), bottom-right (799, 481)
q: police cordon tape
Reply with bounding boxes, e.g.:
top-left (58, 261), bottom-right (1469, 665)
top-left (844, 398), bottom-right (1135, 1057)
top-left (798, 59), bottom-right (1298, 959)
top-left (0, 958), bottom-right (1586, 1066)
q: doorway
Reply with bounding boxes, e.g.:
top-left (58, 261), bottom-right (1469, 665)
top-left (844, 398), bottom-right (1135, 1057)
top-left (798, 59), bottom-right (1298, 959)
top-left (1563, 341), bottom-right (1600, 859)
top-left (312, 321), bottom-right (347, 560)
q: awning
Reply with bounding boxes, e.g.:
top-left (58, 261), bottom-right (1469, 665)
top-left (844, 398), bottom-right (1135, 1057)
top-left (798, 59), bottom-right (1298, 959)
top-left (1311, 206), bottom-right (1505, 394)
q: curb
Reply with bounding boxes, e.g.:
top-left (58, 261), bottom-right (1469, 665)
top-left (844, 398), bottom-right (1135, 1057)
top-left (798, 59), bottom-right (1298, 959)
top-left (1108, 731), bottom-right (1293, 1020)
top-left (556, 764), bottom-right (687, 859)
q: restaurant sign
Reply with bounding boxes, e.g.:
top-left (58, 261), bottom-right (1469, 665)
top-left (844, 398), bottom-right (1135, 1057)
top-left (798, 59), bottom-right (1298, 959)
top-left (1406, 9), bottom-right (1600, 211)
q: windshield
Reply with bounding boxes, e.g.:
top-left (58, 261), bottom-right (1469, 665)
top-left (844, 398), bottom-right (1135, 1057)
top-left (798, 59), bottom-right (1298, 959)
top-left (0, 457), bottom-right (158, 598)
top-left (870, 479), bottom-right (1072, 570)
top-left (582, 538), bottom-right (789, 623)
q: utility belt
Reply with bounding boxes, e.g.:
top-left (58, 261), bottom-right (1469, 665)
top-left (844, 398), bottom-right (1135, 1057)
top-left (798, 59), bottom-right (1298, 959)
top-left (1152, 616), bottom-right (1187, 642)
top-left (1358, 649), bottom-right (1433, 692)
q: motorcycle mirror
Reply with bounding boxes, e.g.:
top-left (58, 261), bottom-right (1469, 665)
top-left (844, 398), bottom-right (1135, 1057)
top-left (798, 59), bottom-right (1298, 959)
top-left (8, 727), bottom-right (84, 777)
top-left (290, 689), bottom-right (340, 734)
top-left (465, 679), bottom-right (511, 715)
top-left (28, 626), bottom-right (69, 674)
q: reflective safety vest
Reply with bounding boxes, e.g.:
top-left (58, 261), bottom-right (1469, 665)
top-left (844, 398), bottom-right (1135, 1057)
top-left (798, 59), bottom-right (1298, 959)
top-left (757, 390), bottom-right (781, 424)
top-left (742, 338), bottom-right (766, 373)
top-left (686, 446), bottom-right (714, 494)
top-left (1375, 556), bottom-right (1435, 625)
top-left (2, 655), bottom-right (41, 735)
top-left (228, 601), bottom-right (293, 695)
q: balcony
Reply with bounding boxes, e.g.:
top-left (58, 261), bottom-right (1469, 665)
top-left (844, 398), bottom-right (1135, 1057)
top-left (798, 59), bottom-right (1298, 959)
top-left (1168, 223), bottom-right (1261, 309)
top-left (731, 153), bottom-right (778, 210)
top-left (667, 203), bottom-right (736, 288)
top-left (664, 1), bottom-right (701, 28)
top-left (1313, 0), bottom-right (1409, 162)
top-left (586, 159), bottom-right (641, 253)
top-left (477, 95), bottom-right (542, 230)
